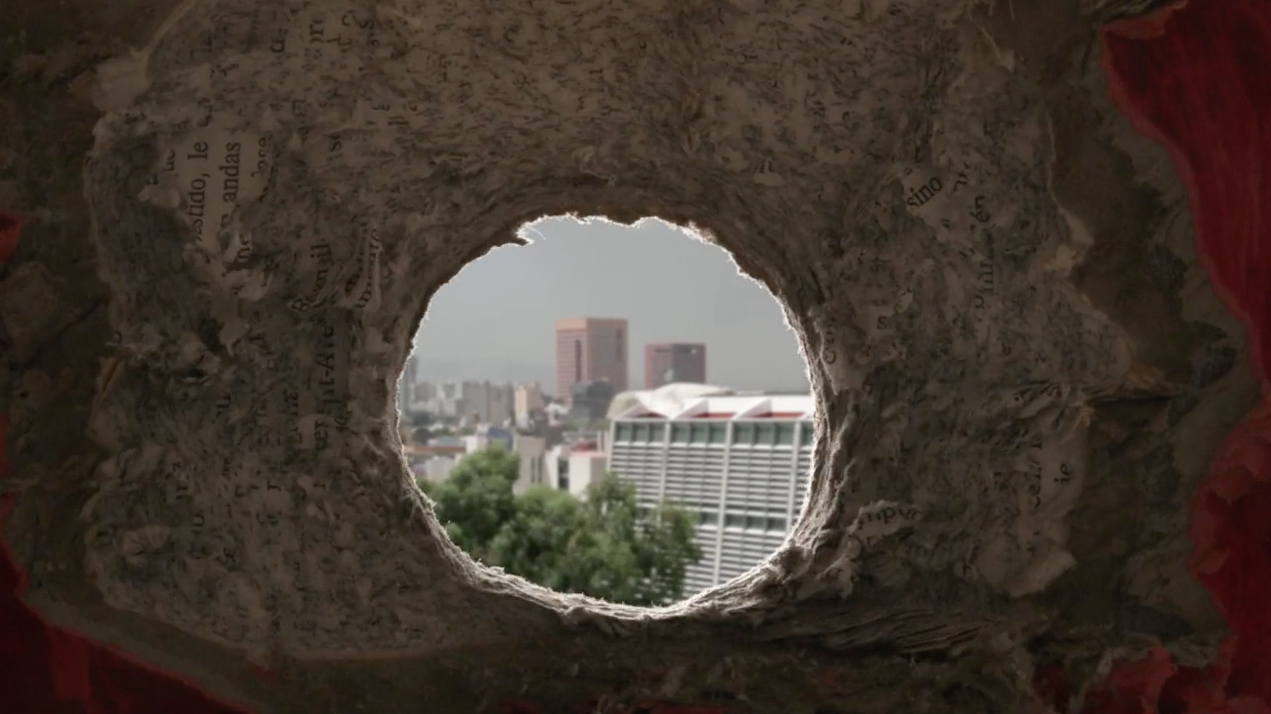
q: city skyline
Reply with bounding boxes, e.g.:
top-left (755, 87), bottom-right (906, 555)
top-left (410, 216), bottom-right (809, 394)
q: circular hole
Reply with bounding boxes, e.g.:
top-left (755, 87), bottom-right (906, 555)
top-left (403, 216), bottom-right (814, 605)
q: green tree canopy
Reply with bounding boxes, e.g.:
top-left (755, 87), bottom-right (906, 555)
top-left (421, 446), bottom-right (702, 606)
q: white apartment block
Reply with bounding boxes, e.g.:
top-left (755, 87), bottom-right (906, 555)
top-left (545, 441), bottom-right (609, 497)
top-left (513, 383), bottom-right (546, 427)
top-left (511, 433), bottom-right (548, 493)
top-left (608, 393), bottom-right (815, 594)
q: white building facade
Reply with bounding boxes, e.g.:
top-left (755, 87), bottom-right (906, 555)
top-left (513, 383), bottom-right (546, 427)
top-left (608, 393), bottom-right (815, 594)
top-left (545, 443), bottom-right (609, 497)
top-left (511, 433), bottom-right (548, 493)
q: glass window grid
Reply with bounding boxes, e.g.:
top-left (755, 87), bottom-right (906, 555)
top-left (709, 423), bottom-right (728, 443)
top-left (619, 420), bottom-right (812, 444)
top-left (626, 421), bottom-right (668, 443)
top-left (720, 510), bottom-right (789, 533)
top-left (799, 422), bottom-right (815, 446)
top-left (729, 419), bottom-right (814, 446)
top-left (610, 417), bottom-right (820, 590)
top-left (775, 423), bottom-right (795, 445)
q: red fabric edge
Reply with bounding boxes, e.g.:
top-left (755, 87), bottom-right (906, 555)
top-left (1050, 0), bottom-right (1271, 712)
top-left (0, 211), bottom-right (22, 266)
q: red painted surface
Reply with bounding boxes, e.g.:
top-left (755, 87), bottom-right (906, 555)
top-left (1061, 1), bottom-right (1271, 713)
top-left (0, 445), bottom-right (251, 712)
top-left (2, 0), bottom-right (1270, 710)
top-left (0, 210), bottom-right (23, 266)
top-left (1033, 662), bottom-right (1074, 713)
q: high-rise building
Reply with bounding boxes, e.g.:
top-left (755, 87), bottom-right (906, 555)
top-left (608, 393), bottom-right (815, 594)
top-left (643, 343), bottom-right (707, 388)
top-left (554, 317), bottom-right (629, 405)
top-left (513, 383), bottom-right (545, 427)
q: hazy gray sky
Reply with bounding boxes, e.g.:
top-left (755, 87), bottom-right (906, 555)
top-left (411, 217), bottom-right (809, 393)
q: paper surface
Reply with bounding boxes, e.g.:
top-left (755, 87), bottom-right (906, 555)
top-left (76, 0), bottom-right (1142, 654)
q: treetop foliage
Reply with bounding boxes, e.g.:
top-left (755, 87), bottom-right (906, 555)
top-left (421, 445), bottom-right (702, 606)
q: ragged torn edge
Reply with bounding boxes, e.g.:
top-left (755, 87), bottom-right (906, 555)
top-left (84, 0), bottom-right (204, 114)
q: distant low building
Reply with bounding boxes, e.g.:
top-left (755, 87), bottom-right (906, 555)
top-left (424, 381), bottom-right (466, 418)
top-left (544, 402), bottom-right (570, 427)
top-left (513, 384), bottom-right (544, 424)
top-left (643, 343), bottom-right (707, 389)
top-left (418, 380), bottom-right (516, 424)
top-left (546, 440), bottom-right (608, 497)
top-left (511, 433), bottom-right (548, 492)
top-left (570, 380), bottom-right (615, 424)
top-left (561, 429), bottom-right (609, 454)
top-left (462, 424), bottom-right (514, 453)
top-left (411, 425), bottom-right (550, 496)
top-left (403, 440), bottom-right (468, 482)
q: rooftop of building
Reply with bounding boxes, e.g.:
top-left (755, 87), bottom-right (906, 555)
top-left (609, 383), bottom-right (814, 421)
top-left (554, 316), bottom-right (629, 329)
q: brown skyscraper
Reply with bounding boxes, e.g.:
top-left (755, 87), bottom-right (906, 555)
top-left (554, 318), bottom-right (629, 404)
top-left (643, 343), bottom-right (707, 388)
